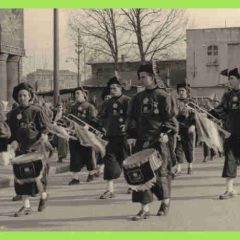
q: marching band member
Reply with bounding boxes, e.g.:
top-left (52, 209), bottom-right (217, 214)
top-left (7, 82), bottom-right (50, 217)
top-left (52, 103), bottom-right (68, 163)
top-left (96, 77), bottom-right (131, 199)
top-left (67, 87), bottom-right (98, 184)
top-left (126, 64), bottom-right (178, 221)
top-left (174, 83), bottom-right (196, 175)
top-left (210, 68), bottom-right (240, 199)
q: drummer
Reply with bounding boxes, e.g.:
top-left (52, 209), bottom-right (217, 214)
top-left (95, 77), bottom-right (131, 199)
top-left (7, 82), bottom-right (50, 217)
top-left (126, 64), bottom-right (178, 221)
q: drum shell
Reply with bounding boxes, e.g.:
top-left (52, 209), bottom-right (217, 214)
top-left (123, 161), bottom-right (156, 185)
top-left (122, 149), bottom-right (162, 187)
top-left (13, 159), bottom-right (43, 180)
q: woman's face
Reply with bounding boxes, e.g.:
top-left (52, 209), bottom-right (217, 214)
top-left (17, 89), bottom-right (31, 107)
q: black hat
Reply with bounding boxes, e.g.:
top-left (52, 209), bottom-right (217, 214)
top-left (12, 82), bottom-right (34, 103)
top-left (220, 69), bottom-right (228, 77)
top-left (177, 82), bottom-right (191, 91)
top-left (73, 87), bottom-right (88, 99)
top-left (107, 77), bottom-right (121, 87)
top-left (137, 64), bottom-right (155, 79)
top-left (228, 68), bottom-right (240, 79)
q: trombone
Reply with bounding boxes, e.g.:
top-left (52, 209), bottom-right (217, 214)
top-left (186, 101), bottom-right (231, 138)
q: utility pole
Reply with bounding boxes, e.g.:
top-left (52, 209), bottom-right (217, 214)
top-left (75, 29), bottom-right (82, 87)
top-left (53, 9), bottom-right (60, 105)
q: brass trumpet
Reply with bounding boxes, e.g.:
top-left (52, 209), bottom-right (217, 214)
top-left (186, 101), bottom-right (231, 138)
top-left (63, 114), bottom-right (105, 139)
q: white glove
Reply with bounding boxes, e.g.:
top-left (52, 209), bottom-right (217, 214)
top-left (188, 125), bottom-right (195, 133)
top-left (40, 133), bottom-right (48, 143)
top-left (159, 133), bottom-right (169, 143)
top-left (10, 141), bottom-right (19, 151)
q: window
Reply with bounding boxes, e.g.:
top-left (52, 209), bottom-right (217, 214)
top-left (207, 45), bottom-right (218, 56)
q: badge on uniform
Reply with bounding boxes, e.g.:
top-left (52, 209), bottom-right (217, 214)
top-left (16, 114), bottom-right (22, 120)
top-left (143, 98), bottom-right (149, 104)
top-left (154, 109), bottom-right (159, 114)
top-left (119, 117), bottom-right (124, 123)
top-left (113, 103), bottom-right (118, 109)
top-left (233, 96), bottom-right (238, 101)
top-left (78, 106), bottom-right (82, 111)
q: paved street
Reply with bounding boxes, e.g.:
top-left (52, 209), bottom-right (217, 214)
top-left (1, 147), bottom-right (240, 231)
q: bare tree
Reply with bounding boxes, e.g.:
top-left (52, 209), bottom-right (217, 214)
top-left (121, 9), bottom-right (188, 63)
top-left (68, 9), bottom-right (126, 70)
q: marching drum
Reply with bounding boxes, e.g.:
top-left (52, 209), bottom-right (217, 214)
top-left (123, 149), bottom-right (162, 191)
top-left (12, 153), bottom-right (45, 182)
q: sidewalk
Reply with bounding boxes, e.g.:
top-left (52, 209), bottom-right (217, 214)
top-left (0, 152), bottom-right (70, 189)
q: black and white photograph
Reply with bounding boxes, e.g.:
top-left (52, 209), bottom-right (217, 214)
top-left (1, 8), bottom-right (240, 231)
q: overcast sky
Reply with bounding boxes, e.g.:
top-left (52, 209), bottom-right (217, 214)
top-left (23, 8), bottom-right (240, 77)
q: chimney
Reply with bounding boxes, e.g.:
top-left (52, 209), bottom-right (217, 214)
top-left (121, 54), bottom-right (125, 62)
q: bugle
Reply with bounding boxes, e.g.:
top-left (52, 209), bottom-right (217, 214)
top-left (63, 114), bottom-right (105, 139)
top-left (186, 101), bottom-right (231, 138)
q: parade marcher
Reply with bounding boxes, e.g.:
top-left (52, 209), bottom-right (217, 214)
top-left (52, 103), bottom-right (68, 163)
top-left (174, 83), bottom-right (196, 175)
top-left (209, 68), bottom-right (240, 199)
top-left (7, 82), bottom-right (50, 217)
top-left (94, 88), bottom-right (112, 178)
top-left (95, 77), bottom-right (131, 199)
top-left (67, 87), bottom-right (98, 184)
top-left (126, 64), bottom-right (178, 221)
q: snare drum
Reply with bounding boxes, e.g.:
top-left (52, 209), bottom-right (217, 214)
top-left (12, 153), bottom-right (44, 181)
top-left (122, 149), bottom-right (162, 191)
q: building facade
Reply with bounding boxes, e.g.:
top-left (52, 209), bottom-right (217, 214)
top-left (87, 60), bottom-right (186, 87)
top-left (187, 27), bottom-right (240, 88)
top-left (0, 9), bottom-right (25, 102)
top-left (26, 69), bottom-right (78, 92)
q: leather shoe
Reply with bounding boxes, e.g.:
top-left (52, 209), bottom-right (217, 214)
top-left (132, 210), bottom-right (150, 221)
top-left (38, 194), bottom-right (49, 212)
top-left (14, 206), bottom-right (32, 217)
top-left (12, 195), bottom-right (22, 201)
top-left (86, 174), bottom-right (94, 182)
top-left (68, 179), bottom-right (80, 185)
top-left (99, 190), bottom-right (115, 199)
top-left (157, 201), bottom-right (171, 216)
top-left (187, 168), bottom-right (193, 175)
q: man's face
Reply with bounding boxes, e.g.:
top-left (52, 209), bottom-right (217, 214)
top-left (17, 90), bottom-right (31, 107)
top-left (228, 75), bottom-right (240, 89)
top-left (178, 88), bottom-right (187, 99)
top-left (139, 72), bottom-right (155, 89)
top-left (75, 90), bottom-right (85, 103)
top-left (110, 84), bottom-right (122, 97)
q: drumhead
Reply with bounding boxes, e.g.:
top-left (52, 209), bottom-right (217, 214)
top-left (123, 149), bottom-right (155, 166)
top-left (12, 153), bottom-right (44, 164)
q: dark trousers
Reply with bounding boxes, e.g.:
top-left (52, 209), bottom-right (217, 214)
top-left (132, 140), bottom-right (171, 204)
top-left (203, 143), bottom-right (216, 158)
top-left (103, 136), bottom-right (129, 180)
top-left (69, 139), bottom-right (96, 172)
top-left (222, 134), bottom-right (240, 178)
top-left (175, 130), bottom-right (195, 164)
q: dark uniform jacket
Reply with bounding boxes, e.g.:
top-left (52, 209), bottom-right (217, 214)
top-left (68, 101), bottom-right (97, 125)
top-left (176, 97), bottom-right (196, 132)
top-left (96, 94), bottom-right (130, 138)
top-left (126, 87), bottom-right (177, 141)
top-left (210, 89), bottom-right (240, 134)
top-left (7, 105), bottom-right (48, 152)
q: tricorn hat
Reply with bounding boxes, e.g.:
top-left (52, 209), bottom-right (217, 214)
top-left (177, 82), bottom-right (191, 91)
top-left (107, 76), bottom-right (122, 87)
